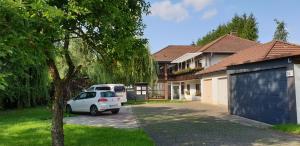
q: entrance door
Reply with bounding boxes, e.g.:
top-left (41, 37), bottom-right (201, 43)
top-left (173, 86), bottom-right (180, 99)
top-left (202, 79), bottom-right (212, 104)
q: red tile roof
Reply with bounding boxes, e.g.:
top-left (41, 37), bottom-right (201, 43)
top-left (198, 41), bottom-right (300, 75)
top-left (153, 35), bottom-right (258, 62)
top-left (153, 45), bottom-right (201, 62)
top-left (198, 34), bottom-right (259, 53)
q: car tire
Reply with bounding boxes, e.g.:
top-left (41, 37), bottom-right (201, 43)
top-left (112, 109), bottom-right (120, 114)
top-left (66, 105), bottom-right (72, 114)
top-left (90, 105), bottom-right (98, 116)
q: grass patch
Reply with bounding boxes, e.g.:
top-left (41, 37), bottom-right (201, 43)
top-left (126, 99), bottom-right (187, 105)
top-left (0, 107), bottom-right (154, 146)
top-left (273, 124), bottom-right (300, 135)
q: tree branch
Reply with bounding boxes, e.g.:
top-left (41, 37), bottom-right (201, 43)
top-left (45, 48), bottom-right (61, 81)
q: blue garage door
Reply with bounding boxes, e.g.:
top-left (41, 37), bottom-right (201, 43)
top-left (230, 68), bottom-right (292, 124)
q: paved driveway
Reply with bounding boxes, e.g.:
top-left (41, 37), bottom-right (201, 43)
top-left (133, 101), bottom-right (300, 146)
top-left (64, 106), bottom-right (138, 128)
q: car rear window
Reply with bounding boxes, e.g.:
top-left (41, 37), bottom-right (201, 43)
top-left (95, 87), bottom-right (111, 90)
top-left (101, 91), bottom-right (116, 97)
top-left (114, 86), bottom-right (125, 92)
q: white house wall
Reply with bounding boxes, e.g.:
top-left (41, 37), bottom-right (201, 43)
top-left (202, 54), bottom-right (231, 68)
top-left (183, 80), bottom-right (201, 101)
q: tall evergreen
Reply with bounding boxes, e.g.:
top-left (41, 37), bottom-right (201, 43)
top-left (241, 14), bottom-right (258, 41)
top-left (273, 19), bottom-right (288, 42)
top-left (197, 13), bottom-right (259, 46)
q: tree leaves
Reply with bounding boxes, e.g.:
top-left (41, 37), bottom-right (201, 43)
top-left (197, 13), bottom-right (259, 46)
top-left (273, 19), bottom-right (288, 42)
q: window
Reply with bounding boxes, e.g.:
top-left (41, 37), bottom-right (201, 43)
top-left (196, 59), bottom-right (202, 68)
top-left (182, 62), bottom-right (186, 69)
top-left (101, 91), bottom-right (116, 97)
top-left (85, 92), bottom-right (96, 99)
top-left (136, 85), bottom-right (147, 95)
top-left (114, 86), bottom-right (125, 92)
top-left (186, 84), bottom-right (190, 95)
top-left (181, 83), bottom-right (184, 95)
top-left (78, 92), bottom-right (87, 100)
top-left (95, 87), bottom-right (111, 90)
top-left (196, 84), bottom-right (201, 96)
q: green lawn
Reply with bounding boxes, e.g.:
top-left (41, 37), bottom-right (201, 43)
top-left (273, 124), bottom-right (300, 135)
top-left (0, 107), bottom-right (154, 146)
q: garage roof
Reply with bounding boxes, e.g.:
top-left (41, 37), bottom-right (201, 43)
top-left (197, 40), bottom-right (300, 75)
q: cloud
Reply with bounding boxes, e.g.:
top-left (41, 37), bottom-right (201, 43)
top-left (201, 9), bottom-right (218, 20)
top-left (183, 0), bottom-right (214, 11)
top-left (150, 0), bottom-right (188, 22)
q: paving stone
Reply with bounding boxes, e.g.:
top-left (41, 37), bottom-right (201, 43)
top-left (64, 106), bottom-right (139, 129)
top-left (133, 101), bottom-right (300, 146)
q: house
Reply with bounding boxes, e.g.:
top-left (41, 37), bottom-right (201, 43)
top-left (152, 45), bottom-right (202, 100)
top-left (198, 40), bottom-right (300, 124)
top-left (152, 34), bottom-right (258, 101)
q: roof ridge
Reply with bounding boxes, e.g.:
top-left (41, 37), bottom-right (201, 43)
top-left (197, 34), bottom-right (228, 52)
top-left (153, 45), bottom-right (202, 55)
top-left (152, 45), bottom-right (170, 55)
top-left (227, 34), bottom-right (259, 44)
top-left (274, 40), bottom-right (300, 48)
top-left (263, 41), bottom-right (278, 58)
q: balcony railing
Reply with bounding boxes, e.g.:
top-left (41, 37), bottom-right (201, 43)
top-left (171, 67), bottom-right (203, 75)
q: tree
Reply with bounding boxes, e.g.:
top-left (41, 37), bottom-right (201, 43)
top-left (197, 13), bottom-right (258, 46)
top-left (0, 0), bottom-right (151, 146)
top-left (273, 19), bottom-right (288, 42)
top-left (241, 14), bottom-right (258, 41)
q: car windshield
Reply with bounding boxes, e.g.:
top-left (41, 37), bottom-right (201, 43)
top-left (101, 91), bottom-right (116, 97)
top-left (114, 86), bottom-right (125, 92)
top-left (95, 87), bottom-right (111, 90)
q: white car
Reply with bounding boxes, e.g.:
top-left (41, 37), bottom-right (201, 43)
top-left (87, 84), bottom-right (127, 105)
top-left (66, 91), bottom-right (121, 116)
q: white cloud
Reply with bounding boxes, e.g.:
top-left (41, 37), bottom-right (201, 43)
top-left (150, 0), bottom-right (188, 22)
top-left (183, 0), bottom-right (213, 11)
top-left (201, 9), bottom-right (218, 20)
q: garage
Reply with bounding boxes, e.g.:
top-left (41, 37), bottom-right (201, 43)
top-left (229, 66), bottom-right (297, 124)
top-left (217, 77), bottom-right (228, 106)
top-left (202, 79), bottom-right (212, 104)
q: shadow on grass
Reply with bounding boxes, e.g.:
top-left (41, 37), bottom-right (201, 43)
top-left (133, 105), bottom-right (300, 146)
top-left (0, 107), bottom-right (154, 146)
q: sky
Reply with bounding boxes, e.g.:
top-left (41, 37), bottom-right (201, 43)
top-left (143, 0), bottom-right (300, 53)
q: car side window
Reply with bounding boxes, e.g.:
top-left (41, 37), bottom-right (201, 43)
top-left (86, 92), bottom-right (96, 99)
top-left (78, 93), bottom-right (87, 100)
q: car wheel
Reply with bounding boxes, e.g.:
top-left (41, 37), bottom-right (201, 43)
top-left (90, 105), bottom-right (98, 116)
top-left (66, 105), bottom-right (72, 114)
top-left (112, 109), bottom-right (120, 114)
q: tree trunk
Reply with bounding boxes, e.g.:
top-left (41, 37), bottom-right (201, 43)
top-left (51, 81), bottom-right (64, 146)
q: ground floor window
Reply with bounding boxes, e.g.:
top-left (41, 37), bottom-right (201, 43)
top-left (186, 84), bottom-right (190, 95)
top-left (181, 82), bottom-right (185, 95)
top-left (196, 84), bottom-right (201, 96)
